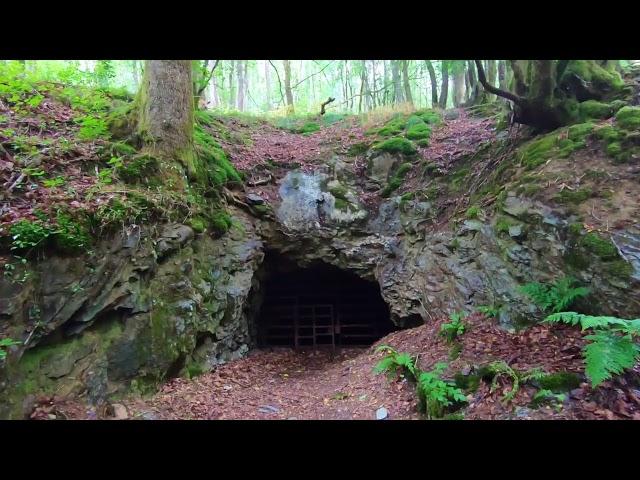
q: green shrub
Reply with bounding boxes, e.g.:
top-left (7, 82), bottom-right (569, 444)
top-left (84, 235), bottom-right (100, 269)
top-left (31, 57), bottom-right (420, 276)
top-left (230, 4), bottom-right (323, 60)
top-left (373, 345), bottom-right (419, 381)
top-left (54, 211), bottom-right (90, 250)
top-left (9, 219), bottom-right (52, 250)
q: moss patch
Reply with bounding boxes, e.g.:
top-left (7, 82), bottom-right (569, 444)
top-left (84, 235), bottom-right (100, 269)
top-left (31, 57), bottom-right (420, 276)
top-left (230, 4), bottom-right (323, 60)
top-left (581, 232), bottom-right (619, 260)
top-left (615, 106), bottom-right (640, 130)
top-left (578, 100), bottom-right (613, 121)
top-left (381, 162), bottom-right (412, 197)
top-left (556, 186), bottom-right (593, 205)
top-left (373, 137), bottom-right (417, 155)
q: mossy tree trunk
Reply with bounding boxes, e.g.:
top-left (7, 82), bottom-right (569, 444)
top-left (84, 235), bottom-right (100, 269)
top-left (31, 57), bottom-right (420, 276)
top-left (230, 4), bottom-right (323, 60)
top-left (475, 59), bottom-right (628, 131)
top-left (137, 60), bottom-right (196, 181)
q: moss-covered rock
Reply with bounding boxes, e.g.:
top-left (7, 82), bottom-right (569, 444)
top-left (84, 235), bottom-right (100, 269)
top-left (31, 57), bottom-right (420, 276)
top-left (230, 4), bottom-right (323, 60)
top-left (578, 100), bottom-right (613, 121)
top-left (616, 106), bottom-right (640, 130)
top-left (581, 232), bottom-right (619, 260)
top-left (537, 372), bottom-right (581, 392)
top-left (381, 162), bottom-right (412, 197)
top-left (373, 137), bottom-right (417, 155)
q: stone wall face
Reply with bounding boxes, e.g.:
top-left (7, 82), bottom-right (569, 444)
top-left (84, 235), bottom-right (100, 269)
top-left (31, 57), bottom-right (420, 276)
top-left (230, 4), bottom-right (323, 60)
top-left (2, 155), bottom-right (638, 418)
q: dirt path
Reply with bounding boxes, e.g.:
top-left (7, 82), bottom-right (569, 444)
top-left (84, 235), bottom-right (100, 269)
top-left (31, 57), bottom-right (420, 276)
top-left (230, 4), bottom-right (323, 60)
top-left (123, 348), bottom-right (420, 420)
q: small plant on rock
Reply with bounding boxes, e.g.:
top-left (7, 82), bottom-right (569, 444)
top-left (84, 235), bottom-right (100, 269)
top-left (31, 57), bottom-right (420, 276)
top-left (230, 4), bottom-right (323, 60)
top-left (519, 276), bottom-right (589, 313)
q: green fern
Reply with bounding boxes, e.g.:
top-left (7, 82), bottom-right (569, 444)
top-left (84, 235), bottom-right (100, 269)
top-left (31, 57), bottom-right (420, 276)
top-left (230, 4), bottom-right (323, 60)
top-left (373, 345), bottom-right (418, 381)
top-left (417, 362), bottom-right (467, 419)
top-left (545, 311), bottom-right (640, 386)
top-left (439, 311), bottom-right (467, 344)
top-left (520, 277), bottom-right (589, 313)
top-left (477, 304), bottom-right (502, 318)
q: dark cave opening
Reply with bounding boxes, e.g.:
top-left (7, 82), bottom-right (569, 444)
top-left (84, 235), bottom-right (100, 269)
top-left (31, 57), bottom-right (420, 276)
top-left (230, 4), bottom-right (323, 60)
top-left (255, 252), bottom-right (396, 349)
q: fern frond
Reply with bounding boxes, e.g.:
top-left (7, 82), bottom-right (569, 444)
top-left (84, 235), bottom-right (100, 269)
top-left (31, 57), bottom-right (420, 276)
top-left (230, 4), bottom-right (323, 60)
top-left (375, 344), bottom-right (397, 354)
top-left (373, 356), bottom-right (396, 375)
top-left (583, 332), bottom-right (640, 386)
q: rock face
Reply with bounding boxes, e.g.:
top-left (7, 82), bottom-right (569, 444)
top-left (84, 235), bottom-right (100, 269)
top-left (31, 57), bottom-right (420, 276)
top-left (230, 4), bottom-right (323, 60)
top-left (0, 211), bottom-right (264, 419)
top-left (1, 149), bottom-right (639, 419)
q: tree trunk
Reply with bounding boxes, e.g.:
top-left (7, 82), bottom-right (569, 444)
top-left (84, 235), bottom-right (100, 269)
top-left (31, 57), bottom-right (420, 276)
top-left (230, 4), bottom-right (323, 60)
top-left (391, 60), bottom-right (404, 104)
top-left (263, 61), bottom-right (271, 111)
top-left (425, 60), bottom-right (438, 107)
top-left (237, 60), bottom-right (245, 111)
top-left (438, 61), bottom-right (449, 109)
top-left (453, 71), bottom-right (465, 107)
top-left (137, 60), bottom-right (194, 174)
top-left (283, 60), bottom-right (294, 113)
top-left (486, 60), bottom-right (497, 102)
top-left (370, 60), bottom-right (378, 108)
top-left (402, 60), bottom-right (413, 106)
top-left (228, 60), bottom-right (235, 109)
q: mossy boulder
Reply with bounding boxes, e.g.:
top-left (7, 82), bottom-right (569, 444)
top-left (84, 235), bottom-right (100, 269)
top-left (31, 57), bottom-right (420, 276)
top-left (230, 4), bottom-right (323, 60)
top-left (578, 100), bottom-right (613, 121)
top-left (373, 137), bottom-right (417, 155)
top-left (616, 106), bottom-right (640, 130)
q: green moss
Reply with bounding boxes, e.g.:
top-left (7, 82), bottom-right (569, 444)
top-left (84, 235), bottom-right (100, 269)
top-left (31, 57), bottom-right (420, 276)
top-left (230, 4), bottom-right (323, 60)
top-left (415, 109), bottom-right (442, 125)
top-left (449, 167), bottom-right (470, 191)
top-left (381, 162), bottom-right (412, 197)
top-left (563, 60), bottom-right (625, 92)
top-left (194, 125), bottom-right (241, 187)
top-left (347, 142), bottom-right (370, 156)
top-left (210, 210), bottom-right (233, 236)
top-left (520, 133), bottom-right (558, 169)
top-left (116, 153), bottom-right (158, 183)
top-left (615, 106), bottom-right (640, 130)
top-left (567, 122), bottom-right (595, 141)
top-left (581, 232), bottom-right (618, 260)
top-left (297, 122), bottom-right (320, 135)
top-left (609, 100), bottom-right (628, 113)
top-left (465, 205), bottom-right (480, 219)
top-left (377, 116), bottom-right (407, 137)
top-left (189, 217), bottom-right (206, 233)
top-left (373, 136), bottom-right (417, 155)
top-left (537, 372), bottom-right (581, 392)
top-left (328, 184), bottom-right (349, 201)
top-left (454, 372), bottom-right (481, 393)
top-left (606, 142), bottom-right (622, 157)
top-left (415, 138), bottom-right (430, 147)
top-left (495, 217), bottom-right (513, 234)
top-left (568, 222), bottom-right (584, 236)
top-left (556, 186), bottom-right (593, 205)
top-left (605, 259), bottom-right (633, 280)
top-left (578, 100), bottom-right (613, 121)
top-left (405, 121), bottom-right (432, 141)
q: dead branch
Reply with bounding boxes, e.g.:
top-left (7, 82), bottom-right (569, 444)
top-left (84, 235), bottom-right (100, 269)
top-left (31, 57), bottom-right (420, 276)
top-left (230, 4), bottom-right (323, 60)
top-left (319, 97), bottom-right (335, 116)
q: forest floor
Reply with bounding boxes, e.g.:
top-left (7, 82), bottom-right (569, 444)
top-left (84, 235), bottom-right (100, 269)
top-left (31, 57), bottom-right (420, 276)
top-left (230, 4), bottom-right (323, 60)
top-left (33, 314), bottom-right (640, 420)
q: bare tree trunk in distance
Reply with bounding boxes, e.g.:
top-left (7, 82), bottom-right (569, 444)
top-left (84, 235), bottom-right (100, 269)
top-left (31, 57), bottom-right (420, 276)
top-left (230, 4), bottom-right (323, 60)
top-left (402, 60), bottom-right (413, 106)
top-left (438, 61), bottom-right (449, 109)
top-left (283, 60), bottom-right (294, 113)
top-left (425, 60), bottom-right (438, 108)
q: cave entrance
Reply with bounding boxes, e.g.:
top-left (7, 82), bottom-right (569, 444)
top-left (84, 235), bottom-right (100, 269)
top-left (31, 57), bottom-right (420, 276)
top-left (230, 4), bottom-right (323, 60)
top-left (256, 253), bottom-right (395, 349)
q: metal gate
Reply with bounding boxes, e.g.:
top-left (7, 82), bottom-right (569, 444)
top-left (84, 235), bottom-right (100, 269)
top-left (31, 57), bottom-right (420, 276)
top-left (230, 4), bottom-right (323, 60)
top-left (258, 294), bottom-right (384, 349)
